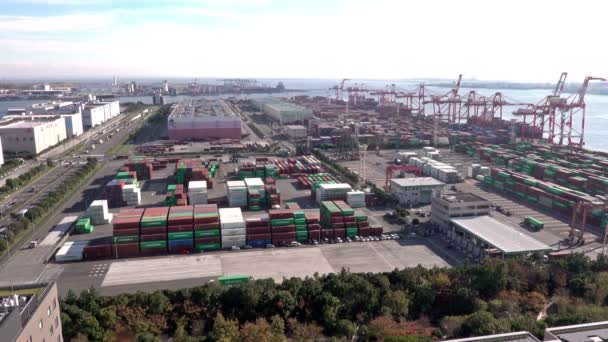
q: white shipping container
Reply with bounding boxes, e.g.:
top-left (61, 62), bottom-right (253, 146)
top-left (55, 241), bottom-right (87, 262)
top-left (221, 234), bottom-right (247, 248)
top-left (221, 227), bottom-right (247, 236)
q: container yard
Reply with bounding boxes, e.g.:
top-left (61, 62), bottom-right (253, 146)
top-left (167, 99), bottom-right (243, 141)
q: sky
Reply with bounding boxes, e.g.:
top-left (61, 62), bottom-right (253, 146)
top-left (0, 0), bottom-right (606, 82)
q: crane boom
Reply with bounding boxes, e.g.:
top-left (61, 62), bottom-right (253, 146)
top-left (575, 76), bottom-right (606, 106)
top-left (553, 72), bottom-right (568, 96)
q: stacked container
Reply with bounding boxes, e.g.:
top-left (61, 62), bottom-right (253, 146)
top-left (293, 209), bottom-right (308, 242)
top-left (74, 217), bottom-right (93, 234)
top-left (194, 204), bottom-right (221, 251)
top-left (122, 183), bottom-right (141, 206)
top-left (245, 178), bottom-right (265, 210)
top-left (316, 183), bottom-right (353, 203)
top-left (139, 207), bottom-right (169, 256)
top-left (188, 181), bottom-right (208, 205)
top-left (103, 177), bottom-right (140, 208)
top-left (305, 211), bottom-right (321, 241)
top-left (86, 200), bottom-right (113, 225)
top-left (355, 212), bottom-right (370, 237)
top-left (334, 200), bottom-right (355, 239)
top-left (165, 184), bottom-right (186, 206)
top-left (219, 207), bottom-right (246, 248)
top-left (269, 209), bottom-right (296, 245)
top-left (320, 201), bottom-right (342, 239)
top-left (167, 206), bottom-right (194, 253)
top-left (227, 180), bottom-right (248, 207)
top-left (346, 191), bottom-right (366, 208)
top-left (298, 173), bottom-right (338, 189)
top-left (125, 157), bottom-right (153, 180)
top-left (246, 215), bottom-right (272, 247)
top-left (112, 208), bottom-right (144, 258)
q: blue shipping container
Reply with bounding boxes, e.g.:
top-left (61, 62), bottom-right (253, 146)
top-left (246, 239), bottom-right (272, 248)
top-left (168, 238), bottom-right (194, 247)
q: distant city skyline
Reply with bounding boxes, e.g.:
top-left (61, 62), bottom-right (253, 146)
top-left (0, 0), bottom-right (606, 82)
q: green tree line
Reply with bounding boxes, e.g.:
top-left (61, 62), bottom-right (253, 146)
top-left (0, 163), bottom-right (47, 195)
top-left (61, 254), bottom-right (608, 341)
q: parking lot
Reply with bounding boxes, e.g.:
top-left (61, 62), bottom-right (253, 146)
top-left (55, 238), bottom-right (452, 295)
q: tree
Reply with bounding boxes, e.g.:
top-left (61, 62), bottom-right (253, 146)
top-left (136, 332), bottom-right (162, 342)
top-left (212, 313), bottom-right (240, 342)
top-left (334, 319), bottom-right (357, 338)
top-left (461, 311), bottom-right (500, 336)
top-left (383, 290), bottom-right (410, 320)
top-left (240, 318), bottom-right (286, 342)
top-left (286, 318), bottom-right (324, 341)
top-left (440, 315), bottom-right (467, 338)
top-left (5, 178), bottom-right (15, 189)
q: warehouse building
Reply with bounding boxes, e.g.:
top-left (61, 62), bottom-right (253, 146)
top-left (445, 215), bottom-right (552, 259)
top-left (0, 138), bottom-right (4, 166)
top-left (15, 101), bottom-right (84, 137)
top-left (285, 125), bottom-right (307, 139)
top-left (82, 100), bottom-right (120, 128)
top-left (0, 282), bottom-right (63, 342)
top-left (253, 98), bottom-right (313, 125)
top-left (444, 331), bottom-right (540, 342)
top-left (430, 191), bottom-right (491, 228)
top-left (544, 321), bottom-right (608, 342)
top-left (0, 116), bottom-right (67, 155)
top-left (168, 99), bottom-right (242, 141)
top-left (390, 177), bottom-right (445, 205)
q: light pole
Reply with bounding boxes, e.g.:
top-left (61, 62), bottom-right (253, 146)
top-left (1, 235), bottom-right (13, 293)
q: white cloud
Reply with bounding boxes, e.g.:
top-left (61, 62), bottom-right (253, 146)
top-left (0, 14), bottom-right (114, 32)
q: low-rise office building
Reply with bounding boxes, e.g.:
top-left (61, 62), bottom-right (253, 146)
top-left (544, 320), bottom-right (608, 342)
top-left (430, 192), bottom-right (492, 228)
top-left (8, 101), bottom-right (84, 138)
top-left (0, 117), bottom-right (67, 155)
top-left (390, 177), bottom-right (445, 205)
top-left (0, 282), bottom-right (63, 342)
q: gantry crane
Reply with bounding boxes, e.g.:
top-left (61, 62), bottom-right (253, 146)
top-left (425, 74), bottom-right (463, 124)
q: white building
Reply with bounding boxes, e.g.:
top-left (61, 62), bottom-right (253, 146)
top-left (0, 117), bottom-right (67, 155)
top-left (82, 100), bottom-right (120, 128)
top-left (389, 177), bottom-right (445, 205)
top-left (285, 125), bottom-right (307, 139)
top-left (430, 191), bottom-right (491, 228)
top-left (27, 101), bottom-right (84, 137)
top-left (253, 98), bottom-right (313, 125)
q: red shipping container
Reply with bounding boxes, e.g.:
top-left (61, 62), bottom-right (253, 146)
top-left (247, 233), bottom-right (272, 241)
top-left (272, 225), bottom-right (295, 234)
top-left (370, 227), bottom-right (384, 236)
top-left (83, 245), bottom-right (112, 260)
top-left (307, 224), bottom-right (321, 230)
top-left (359, 227), bottom-right (371, 237)
top-left (140, 247), bottom-right (167, 256)
top-left (112, 228), bottom-right (139, 236)
top-left (268, 209), bottom-right (294, 219)
top-left (194, 223), bottom-right (220, 230)
top-left (332, 223), bottom-right (345, 229)
top-left (194, 216), bottom-right (221, 224)
top-left (357, 221), bottom-right (369, 228)
top-left (195, 237), bottom-right (221, 244)
top-left (271, 232), bottom-right (296, 240)
top-left (140, 233), bottom-right (168, 242)
top-left (140, 227), bottom-right (167, 235)
top-left (113, 243), bottom-right (140, 258)
top-left (321, 229), bottom-right (334, 239)
top-left (334, 229), bottom-right (346, 238)
top-left (343, 216), bottom-right (356, 223)
top-left (331, 217), bottom-right (344, 223)
top-left (308, 230), bottom-right (320, 240)
top-left (168, 225), bottom-right (194, 232)
top-left (246, 227), bottom-right (271, 235)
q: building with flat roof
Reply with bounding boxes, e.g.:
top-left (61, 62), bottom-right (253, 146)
top-left (447, 215), bottom-right (552, 259)
top-left (253, 98), bottom-right (313, 125)
top-left (544, 321), bottom-right (608, 342)
top-left (0, 282), bottom-right (63, 342)
top-left (0, 117), bottom-right (67, 155)
top-left (390, 177), bottom-right (445, 205)
top-left (443, 331), bottom-right (540, 342)
top-left (168, 99), bottom-right (242, 141)
top-left (6, 101), bottom-right (84, 138)
top-left (285, 125), bottom-right (307, 139)
top-left (82, 100), bottom-right (120, 129)
top-left (431, 191), bottom-right (492, 228)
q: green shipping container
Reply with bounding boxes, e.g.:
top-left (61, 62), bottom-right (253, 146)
top-left (295, 224), bottom-right (308, 232)
top-left (195, 229), bottom-right (220, 238)
top-left (346, 228), bottom-right (358, 237)
top-left (113, 235), bottom-right (139, 244)
top-left (141, 220), bottom-right (167, 228)
top-left (140, 240), bottom-right (167, 249)
top-left (195, 243), bottom-right (221, 251)
top-left (168, 231), bottom-right (194, 240)
top-left (293, 211), bottom-right (305, 219)
top-left (194, 212), bottom-right (219, 218)
top-left (271, 218), bottom-right (295, 227)
top-left (296, 231), bottom-right (309, 241)
top-left (218, 275), bottom-right (250, 285)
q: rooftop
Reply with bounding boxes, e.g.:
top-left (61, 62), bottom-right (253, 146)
top-left (544, 321), bottom-right (608, 342)
top-left (170, 99), bottom-right (238, 119)
top-left (450, 216), bottom-right (552, 255)
top-left (391, 177), bottom-right (445, 187)
top-left (0, 117), bottom-right (60, 129)
top-left (443, 331), bottom-right (540, 342)
top-left (440, 192), bottom-right (488, 203)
